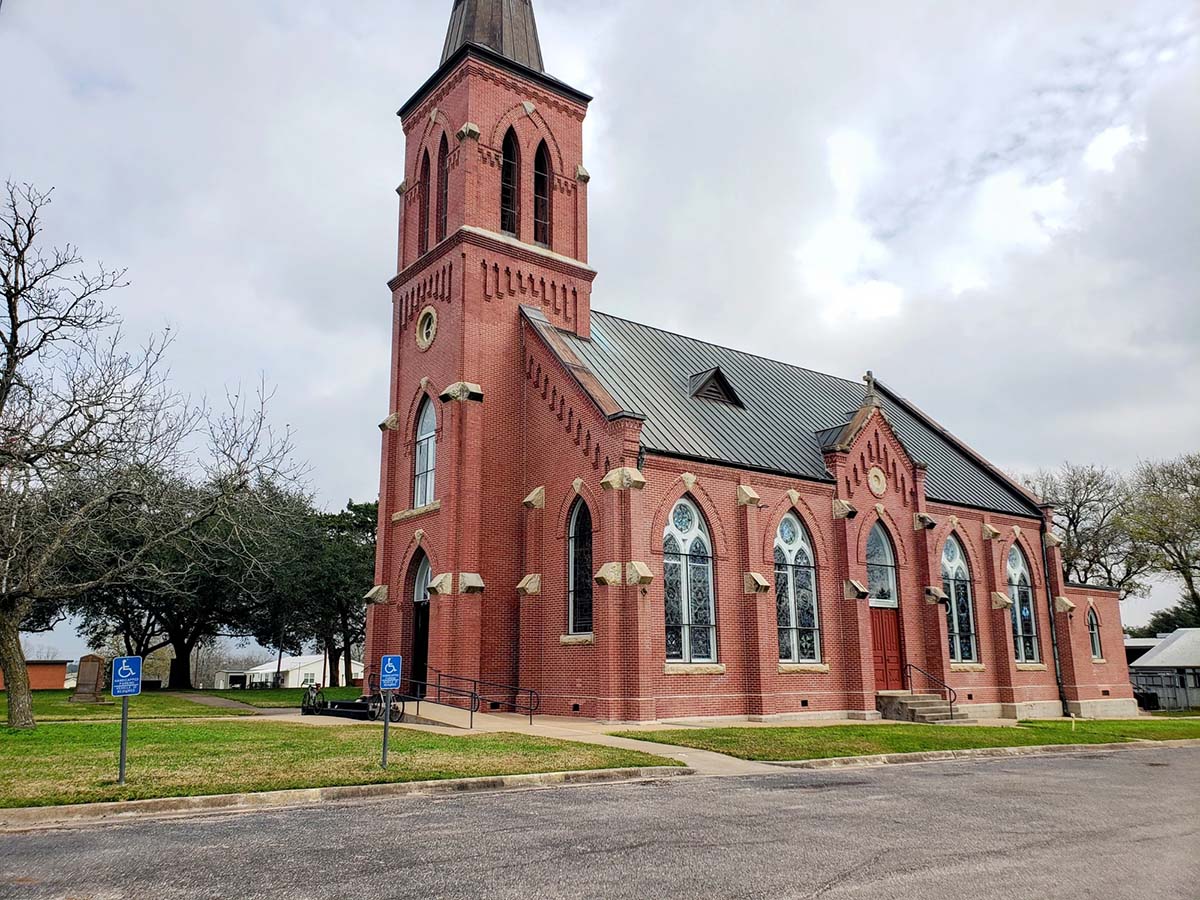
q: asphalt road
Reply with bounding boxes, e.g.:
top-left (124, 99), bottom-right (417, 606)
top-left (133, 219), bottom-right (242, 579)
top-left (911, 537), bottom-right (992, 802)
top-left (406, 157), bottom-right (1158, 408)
top-left (2, 747), bottom-right (1197, 900)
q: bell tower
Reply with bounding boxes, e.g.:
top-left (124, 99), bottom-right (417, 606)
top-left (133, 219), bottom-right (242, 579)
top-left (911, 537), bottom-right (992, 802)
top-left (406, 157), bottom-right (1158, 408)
top-left (366, 0), bottom-right (596, 693)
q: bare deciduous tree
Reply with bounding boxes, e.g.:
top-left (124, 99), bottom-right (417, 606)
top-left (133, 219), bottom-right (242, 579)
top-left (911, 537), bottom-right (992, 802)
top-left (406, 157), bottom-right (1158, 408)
top-left (1, 182), bottom-right (297, 728)
top-left (1024, 463), bottom-right (1153, 600)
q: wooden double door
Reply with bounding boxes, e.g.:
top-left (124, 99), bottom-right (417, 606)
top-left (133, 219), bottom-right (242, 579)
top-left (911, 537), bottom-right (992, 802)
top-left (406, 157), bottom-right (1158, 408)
top-left (870, 606), bottom-right (904, 691)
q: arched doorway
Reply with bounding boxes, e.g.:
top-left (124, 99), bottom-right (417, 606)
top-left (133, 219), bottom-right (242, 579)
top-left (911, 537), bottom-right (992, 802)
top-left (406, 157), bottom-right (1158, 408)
top-left (409, 553), bottom-right (431, 696)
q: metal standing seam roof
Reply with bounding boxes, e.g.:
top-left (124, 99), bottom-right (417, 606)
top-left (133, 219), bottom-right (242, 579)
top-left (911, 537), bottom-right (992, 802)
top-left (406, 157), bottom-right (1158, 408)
top-left (1130, 629), bottom-right (1200, 669)
top-left (552, 311), bottom-right (1041, 518)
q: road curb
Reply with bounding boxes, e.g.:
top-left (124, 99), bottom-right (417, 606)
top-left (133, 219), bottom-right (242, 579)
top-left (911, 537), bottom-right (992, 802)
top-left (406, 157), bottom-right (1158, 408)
top-left (763, 738), bottom-right (1200, 769)
top-left (0, 766), bottom-right (693, 833)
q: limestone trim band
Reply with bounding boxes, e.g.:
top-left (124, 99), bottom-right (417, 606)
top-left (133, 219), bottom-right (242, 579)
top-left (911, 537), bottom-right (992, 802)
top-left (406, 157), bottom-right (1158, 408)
top-left (778, 663), bottom-right (830, 674)
top-left (664, 663), bottom-right (726, 676)
top-left (392, 500), bottom-right (441, 523)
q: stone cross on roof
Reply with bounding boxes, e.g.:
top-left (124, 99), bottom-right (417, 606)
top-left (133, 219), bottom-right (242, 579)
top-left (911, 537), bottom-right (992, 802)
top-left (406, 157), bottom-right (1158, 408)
top-left (863, 370), bottom-right (882, 408)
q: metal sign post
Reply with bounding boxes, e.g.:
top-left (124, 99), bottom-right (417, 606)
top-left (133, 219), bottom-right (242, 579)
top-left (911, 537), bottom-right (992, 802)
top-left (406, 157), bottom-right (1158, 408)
top-left (110, 656), bottom-right (143, 786)
top-left (379, 655), bottom-right (402, 770)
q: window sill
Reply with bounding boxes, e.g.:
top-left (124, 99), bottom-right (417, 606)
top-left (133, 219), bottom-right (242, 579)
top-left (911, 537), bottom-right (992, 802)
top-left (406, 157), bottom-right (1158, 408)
top-left (560, 633), bottom-right (594, 646)
top-left (950, 663), bottom-right (986, 673)
top-left (664, 663), bottom-right (725, 676)
top-left (1016, 662), bottom-right (1047, 672)
top-left (1091, 658), bottom-right (1107, 664)
top-left (392, 500), bottom-right (441, 524)
top-left (778, 663), bottom-right (829, 675)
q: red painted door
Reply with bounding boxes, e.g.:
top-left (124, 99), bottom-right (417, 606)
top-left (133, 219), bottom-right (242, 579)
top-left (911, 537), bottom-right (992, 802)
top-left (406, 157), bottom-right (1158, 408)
top-left (871, 606), bottom-right (903, 691)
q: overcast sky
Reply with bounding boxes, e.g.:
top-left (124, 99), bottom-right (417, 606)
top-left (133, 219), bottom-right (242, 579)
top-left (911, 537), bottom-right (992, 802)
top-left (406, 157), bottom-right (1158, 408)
top-left (3, 0), bottom-right (1197, 655)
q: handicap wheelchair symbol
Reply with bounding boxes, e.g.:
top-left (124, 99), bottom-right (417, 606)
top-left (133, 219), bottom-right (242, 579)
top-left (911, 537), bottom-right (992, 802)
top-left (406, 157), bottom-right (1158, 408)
top-left (118, 661), bottom-right (135, 678)
top-left (383, 658), bottom-right (398, 674)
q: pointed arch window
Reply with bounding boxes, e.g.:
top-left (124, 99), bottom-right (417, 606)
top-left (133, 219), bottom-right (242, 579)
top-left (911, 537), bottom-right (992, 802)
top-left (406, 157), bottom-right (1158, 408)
top-left (413, 398), bottom-right (436, 508)
top-left (866, 522), bottom-right (898, 607)
top-left (534, 140), bottom-right (552, 247)
top-left (663, 498), bottom-right (716, 662)
top-left (500, 128), bottom-right (520, 236)
top-left (418, 150), bottom-right (431, 256)
top-left (1007, 546), bottom-right (1039, 663)
top-left (941, 536), bottom-right (978, 662)
top-left (1088, 608), bottom-right (1103, 660)
top-left (436, 134), bottom-right (449, 243)
top-left (414, 554), bottom-right (431, 604)
top-left (775, 513), bottom-right (820, 662)
top-left (567, 500), bottom-right (593, 635)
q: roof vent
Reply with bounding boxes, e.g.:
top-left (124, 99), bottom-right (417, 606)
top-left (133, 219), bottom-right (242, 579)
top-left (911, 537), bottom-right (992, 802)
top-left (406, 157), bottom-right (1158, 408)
top-left (689, 367), bottom-right (743, 408)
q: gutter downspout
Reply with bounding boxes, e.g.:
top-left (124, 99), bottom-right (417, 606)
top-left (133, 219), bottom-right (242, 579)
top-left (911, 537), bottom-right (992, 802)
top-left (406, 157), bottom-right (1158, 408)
top-left (1039, 516), bottom-right (1070, 718)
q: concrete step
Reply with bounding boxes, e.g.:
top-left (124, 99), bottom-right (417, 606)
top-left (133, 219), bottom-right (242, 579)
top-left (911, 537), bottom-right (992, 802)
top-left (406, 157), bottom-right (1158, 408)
top-left (935, 718), bottom-right (979, 725)
top-left (914, 710), bottom-right (973, 722)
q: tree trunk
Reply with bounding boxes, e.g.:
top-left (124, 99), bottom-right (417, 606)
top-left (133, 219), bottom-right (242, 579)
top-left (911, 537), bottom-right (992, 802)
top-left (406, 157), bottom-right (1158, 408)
top-left (168, 639), bottom-right (195, 689)
top-left (326, 642), bottom-right (342, 687)
top-left (343, 634), bottom-right (354, 686)
top-left (0, 614), bottom-right (35, 728)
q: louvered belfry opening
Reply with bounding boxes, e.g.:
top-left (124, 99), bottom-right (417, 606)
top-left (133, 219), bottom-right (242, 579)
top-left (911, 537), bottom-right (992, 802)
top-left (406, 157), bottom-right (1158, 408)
top-left (534, 141), bottom-right (552, 247)
top-left (442, 0), bottom-right (545, 73)
top-left (500, 128), bottom-right (521, 236)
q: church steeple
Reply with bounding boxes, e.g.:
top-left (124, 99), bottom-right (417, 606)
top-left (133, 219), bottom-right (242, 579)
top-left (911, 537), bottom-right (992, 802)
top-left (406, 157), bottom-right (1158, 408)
top-left (442, 0), bottom-right (545, 73)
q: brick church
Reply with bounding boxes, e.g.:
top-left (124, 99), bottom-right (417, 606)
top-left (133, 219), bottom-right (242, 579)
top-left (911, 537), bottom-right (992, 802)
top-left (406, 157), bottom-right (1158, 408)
top-left (364, 0), bottom-right (1136, 722)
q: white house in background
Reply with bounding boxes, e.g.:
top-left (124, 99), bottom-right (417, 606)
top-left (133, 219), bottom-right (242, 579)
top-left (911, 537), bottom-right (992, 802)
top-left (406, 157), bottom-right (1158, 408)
top-left (1129, 628), bottom-right (1200, 711)
top-left (214, 655), bottom-right (364, 690)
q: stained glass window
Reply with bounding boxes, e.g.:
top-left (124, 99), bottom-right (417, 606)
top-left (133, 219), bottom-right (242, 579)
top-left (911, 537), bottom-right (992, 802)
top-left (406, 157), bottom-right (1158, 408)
top-left (774, 513), bottom-right (821, 662)
top-left (941, 535), bottom-right (977, 662)
top-left (662, 499), bottom-right (716, 662)
top-left (1088, 608), bottom-right (1103, 660)
top-left (1007, 545), bottom-right (1039, 663)
top-left (866, 522), bottom-right (898, 607)
top-left (568, 500), bottom-right (593, 634)
top-left (413, 398), bottom-right (437, 508)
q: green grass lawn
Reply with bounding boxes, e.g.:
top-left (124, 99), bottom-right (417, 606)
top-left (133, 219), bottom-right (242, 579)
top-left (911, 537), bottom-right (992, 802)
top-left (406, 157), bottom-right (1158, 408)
top-left (0, 720), bottom-right (676, 808)
top-left (1151, 709), bottom-right (1200, 717)
top-left (613, 718), bottom-right (1200, 762)
top-left (196, 687), bottom-right (363, 708)
top-left (1, 690), bottom-right (252, 723)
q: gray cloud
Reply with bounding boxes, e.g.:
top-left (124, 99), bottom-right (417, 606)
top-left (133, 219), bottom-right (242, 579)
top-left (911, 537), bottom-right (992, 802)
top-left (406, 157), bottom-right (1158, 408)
top-left (3, 0), bottom-right (1196, 633)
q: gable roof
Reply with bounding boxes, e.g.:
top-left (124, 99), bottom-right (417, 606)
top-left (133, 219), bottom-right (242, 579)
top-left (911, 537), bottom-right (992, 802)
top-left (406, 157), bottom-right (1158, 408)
top-left (549, 311), bottom-right (1042, 518)
top-left (1130, 629), bottom-right (1200, 669)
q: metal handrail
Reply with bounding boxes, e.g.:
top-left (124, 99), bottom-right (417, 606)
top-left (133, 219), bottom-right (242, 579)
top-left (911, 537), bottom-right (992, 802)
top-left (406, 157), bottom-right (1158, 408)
top-left (403, 678), bottom-right (481, 729)
top-left (429, 667), bottom-right (541, 725)
top-left (903, 663), bottom-right (958, 722)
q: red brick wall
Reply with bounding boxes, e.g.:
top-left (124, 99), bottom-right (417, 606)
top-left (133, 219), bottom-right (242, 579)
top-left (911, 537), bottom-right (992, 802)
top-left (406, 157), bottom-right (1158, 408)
top-left (0, 661), bottom-right (67, 691)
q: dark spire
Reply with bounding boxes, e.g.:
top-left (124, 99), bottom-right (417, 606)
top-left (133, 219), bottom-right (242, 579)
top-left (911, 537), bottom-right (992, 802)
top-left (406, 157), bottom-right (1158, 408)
top-left (442, 0), bottom-right (545, 73)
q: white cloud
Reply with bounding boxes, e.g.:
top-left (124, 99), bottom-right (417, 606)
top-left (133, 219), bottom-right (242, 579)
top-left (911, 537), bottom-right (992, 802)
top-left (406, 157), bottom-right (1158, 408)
top-left (3, 0), bottom-right (1198, 630)
top-left (1084, 124), bottom-right (1145, 171)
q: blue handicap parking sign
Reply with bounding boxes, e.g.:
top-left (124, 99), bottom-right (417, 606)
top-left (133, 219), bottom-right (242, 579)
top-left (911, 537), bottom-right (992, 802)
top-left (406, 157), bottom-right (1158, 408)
top-left (111, 657), bottom-right (143, 697)
top-left (379, 655), bottom-right (403, 691)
